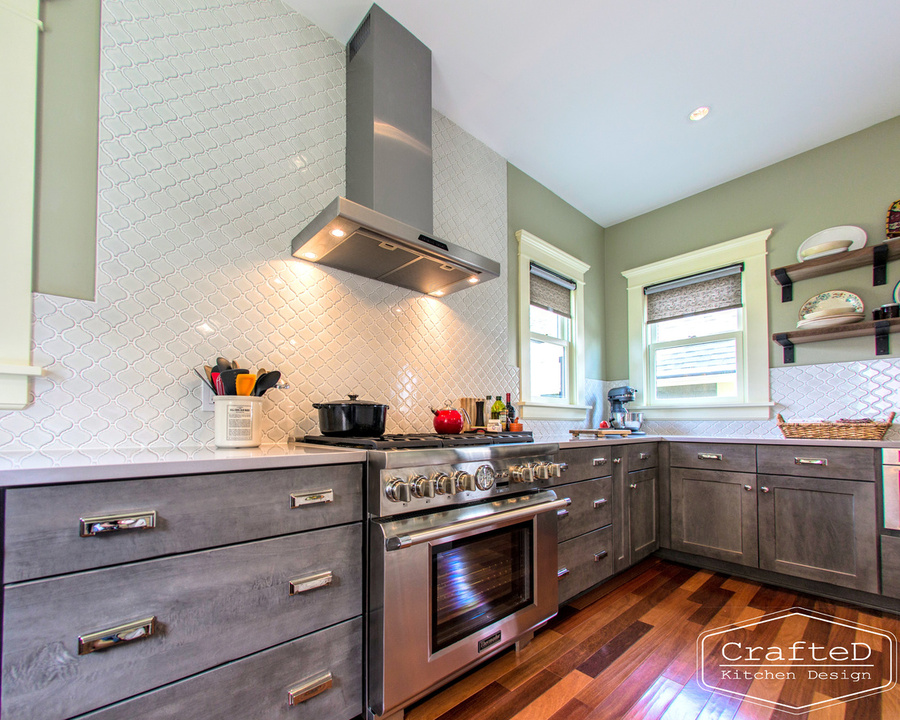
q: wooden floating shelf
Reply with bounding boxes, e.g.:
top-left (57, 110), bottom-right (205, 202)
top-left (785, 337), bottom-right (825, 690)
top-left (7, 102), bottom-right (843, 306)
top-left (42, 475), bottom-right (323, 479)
top-left (773, 318), bottom-right (900, 363)
top-left (770, 241), bottom-right (900, 301)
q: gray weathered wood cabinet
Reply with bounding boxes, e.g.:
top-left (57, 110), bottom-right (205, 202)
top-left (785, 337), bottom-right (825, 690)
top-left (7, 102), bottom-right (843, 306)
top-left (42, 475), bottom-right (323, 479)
top-left (668, 442), bottom-right (878, 594)
top-left (613, 443), bottom-right (659, 572)
top-left (1, 463), bottom-right (365, 720)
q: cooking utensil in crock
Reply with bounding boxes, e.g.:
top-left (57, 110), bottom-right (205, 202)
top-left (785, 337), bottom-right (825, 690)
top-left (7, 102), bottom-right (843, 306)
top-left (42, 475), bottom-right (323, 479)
top-left (217, 368), bottom-right (248, 395)
top-left (235, 373), bottom-right (257, 396)
top-left (313, 394), bottom-right (389, 437)
top-left (195, 368), bottom-right (216, 394)
top-left (252, 370), bottom-right (281, 397)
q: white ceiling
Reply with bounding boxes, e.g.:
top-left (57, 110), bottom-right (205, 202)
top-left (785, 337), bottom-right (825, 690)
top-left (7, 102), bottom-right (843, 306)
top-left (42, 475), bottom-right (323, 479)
top-left (282, 0), bottom-right (900, 227)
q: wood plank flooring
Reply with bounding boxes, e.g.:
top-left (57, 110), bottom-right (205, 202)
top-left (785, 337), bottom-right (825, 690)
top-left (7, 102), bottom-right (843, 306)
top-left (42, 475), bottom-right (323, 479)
top-left (404, 559), bottom-right (900, 720)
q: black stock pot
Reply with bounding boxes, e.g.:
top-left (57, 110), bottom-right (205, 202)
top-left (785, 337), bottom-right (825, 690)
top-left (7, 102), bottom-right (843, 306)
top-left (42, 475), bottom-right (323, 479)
top-left (312, 394), bottom-right (389, 436)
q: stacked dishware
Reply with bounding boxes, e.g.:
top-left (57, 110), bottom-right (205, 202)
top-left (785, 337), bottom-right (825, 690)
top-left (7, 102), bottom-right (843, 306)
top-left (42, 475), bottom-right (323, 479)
top-left (796, 290), bottom-right (865, 329)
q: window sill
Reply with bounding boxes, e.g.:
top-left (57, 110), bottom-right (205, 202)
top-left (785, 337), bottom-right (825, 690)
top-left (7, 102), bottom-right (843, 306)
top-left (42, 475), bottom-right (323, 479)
top-left (631, 403), bottom-right (774, 421)
top-left (519, 401), bottom-right (590, 422)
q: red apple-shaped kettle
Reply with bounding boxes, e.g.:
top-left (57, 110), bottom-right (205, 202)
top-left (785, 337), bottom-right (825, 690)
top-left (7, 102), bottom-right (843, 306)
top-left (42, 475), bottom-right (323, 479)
top-left (431, 401), bottom-right (468, 434)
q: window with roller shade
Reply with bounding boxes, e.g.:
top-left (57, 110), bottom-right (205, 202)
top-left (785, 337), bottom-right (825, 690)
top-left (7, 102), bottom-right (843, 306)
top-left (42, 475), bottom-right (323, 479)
top-left (529, 263), bottom-right (575, 401)
top-left (645, 265), bottom-right (744, 403)
top-left (622, 230), bottom-right (772, 420)
top-left (515, 230), bottom-right (590, 420)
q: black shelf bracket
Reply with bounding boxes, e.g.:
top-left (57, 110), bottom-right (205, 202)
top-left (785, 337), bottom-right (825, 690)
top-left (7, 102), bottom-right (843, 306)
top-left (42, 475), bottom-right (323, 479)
top-left (774, 333), bottom-right (795, 364)
top-left (873, 244), bottom-right (889, 286)
top-left (875, 320), bottom-right (891, 355)
top-left (773, 268), bottom-right (793, 302)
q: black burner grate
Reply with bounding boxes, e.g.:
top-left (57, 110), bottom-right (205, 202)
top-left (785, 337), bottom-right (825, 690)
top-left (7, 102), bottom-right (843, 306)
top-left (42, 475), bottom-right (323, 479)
top-left (300, 431), bottom-right (533, 450)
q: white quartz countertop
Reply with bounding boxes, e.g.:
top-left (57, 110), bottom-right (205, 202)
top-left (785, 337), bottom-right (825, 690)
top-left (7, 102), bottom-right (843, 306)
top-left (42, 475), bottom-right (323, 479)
top-left (551, 434), bottom-right (900, 449)
top-left (0, 443), bottom-right (367, 488)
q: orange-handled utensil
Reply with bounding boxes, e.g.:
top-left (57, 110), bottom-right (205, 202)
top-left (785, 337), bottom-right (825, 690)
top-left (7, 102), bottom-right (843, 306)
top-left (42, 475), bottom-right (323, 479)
top-left (235, 374), bottom-right (257, 396)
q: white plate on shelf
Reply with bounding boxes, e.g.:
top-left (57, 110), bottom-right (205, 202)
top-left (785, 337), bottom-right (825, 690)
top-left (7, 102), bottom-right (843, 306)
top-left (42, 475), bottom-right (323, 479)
top-left (796, 314), bottom-right (865, 330)
top-left (798, 290), bottom-right (864, 320)
top-left (796, 226), bottom-right (867, 263)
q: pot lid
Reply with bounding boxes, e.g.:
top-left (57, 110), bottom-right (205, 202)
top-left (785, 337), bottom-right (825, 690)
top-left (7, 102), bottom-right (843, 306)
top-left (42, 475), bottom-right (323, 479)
top-left (314, 394), bottom-right (389, 408)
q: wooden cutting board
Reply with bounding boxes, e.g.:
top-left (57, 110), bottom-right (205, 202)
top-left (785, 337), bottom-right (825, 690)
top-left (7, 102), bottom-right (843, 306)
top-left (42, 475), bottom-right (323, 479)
top-left (569, 429), bottom-right (631, 437)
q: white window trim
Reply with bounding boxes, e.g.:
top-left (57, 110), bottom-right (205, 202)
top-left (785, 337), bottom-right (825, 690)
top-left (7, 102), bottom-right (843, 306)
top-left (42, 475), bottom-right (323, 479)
top-left (0, 0), bottom-right (45, 410)
top-left (622, 229), bottom-right (773, 420)
top-left (516, 229), bottom-right (590, 421)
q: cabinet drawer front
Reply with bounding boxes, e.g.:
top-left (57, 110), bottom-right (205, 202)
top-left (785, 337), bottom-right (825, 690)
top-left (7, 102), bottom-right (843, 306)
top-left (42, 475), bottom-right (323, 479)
top-left (669, 442), bottom-right (756, 473)
top-left (557, 525), bottom-right (614, 604)
top-left (2, 525), bottom-right (362, 720)
top-left (555, 477), bottom-right (613, 542)
top-left (555, 446), bottom-right (613, 484)
top-left (4, 463), bottom-right (363, 582)
top-left (625, 443), bottom-right (658, 470)
top-left (78, 618), bottom-right (362, 720)
top-left (756, 445), bottom-right (876, 481)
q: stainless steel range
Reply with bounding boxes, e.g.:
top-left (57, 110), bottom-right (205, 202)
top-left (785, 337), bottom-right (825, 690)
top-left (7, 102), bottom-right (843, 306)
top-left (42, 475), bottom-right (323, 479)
top-left (359, 437), bottom-right (568, 720)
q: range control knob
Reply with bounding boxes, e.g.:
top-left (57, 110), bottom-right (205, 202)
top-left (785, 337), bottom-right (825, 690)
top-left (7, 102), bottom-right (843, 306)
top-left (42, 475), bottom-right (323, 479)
top-left (432, 472), bottom-right (454, 495)
top-left (509, 464), bottom-right (535, 483)
top-left (385, 478), bottom-right (411, 503)
top-left (475, 465), bottom-right (496, 491)
top-left (409, 474), bottom-right (435, 499)
top-left (533, 462), bottom-right (552, 480)
top-left (452, 470), bottom-right (476, 492)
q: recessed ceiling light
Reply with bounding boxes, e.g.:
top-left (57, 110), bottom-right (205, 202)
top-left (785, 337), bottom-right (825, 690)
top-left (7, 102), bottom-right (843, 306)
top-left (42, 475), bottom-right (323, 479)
top-left (689, 106), bottom-right (710, 122)
top-left (330, 228), bottom-right (346, 238)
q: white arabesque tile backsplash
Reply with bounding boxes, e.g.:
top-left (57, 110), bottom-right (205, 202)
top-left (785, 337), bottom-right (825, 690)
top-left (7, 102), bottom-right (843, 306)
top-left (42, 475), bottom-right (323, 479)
top-left (1, 0), bottom-right (897, 451)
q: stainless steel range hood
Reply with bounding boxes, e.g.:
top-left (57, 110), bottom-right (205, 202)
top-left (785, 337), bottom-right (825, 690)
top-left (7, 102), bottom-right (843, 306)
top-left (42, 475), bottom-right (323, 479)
top-left (291, 4), bottom-right (500, 297)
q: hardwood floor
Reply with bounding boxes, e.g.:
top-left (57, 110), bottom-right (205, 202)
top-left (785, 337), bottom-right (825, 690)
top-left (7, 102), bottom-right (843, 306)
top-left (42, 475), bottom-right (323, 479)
top-left (404, 559), bottom-right (900, 720)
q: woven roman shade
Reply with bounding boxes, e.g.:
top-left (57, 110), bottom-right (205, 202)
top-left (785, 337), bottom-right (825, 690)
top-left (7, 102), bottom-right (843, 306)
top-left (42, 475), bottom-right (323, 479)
top-left (645, 264), bottom-right (743, 324)
top-left (530, 263), bottom-right (575, 318)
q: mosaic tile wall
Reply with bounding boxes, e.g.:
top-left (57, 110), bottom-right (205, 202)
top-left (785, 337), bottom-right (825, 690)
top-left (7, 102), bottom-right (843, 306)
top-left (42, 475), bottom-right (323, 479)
top-left (0, 0), bottom-right (522, 452)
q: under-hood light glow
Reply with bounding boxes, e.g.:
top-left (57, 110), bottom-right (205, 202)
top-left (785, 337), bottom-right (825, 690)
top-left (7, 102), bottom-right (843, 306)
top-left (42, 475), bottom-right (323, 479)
top-left (690, 106), bottom-right (710, 121)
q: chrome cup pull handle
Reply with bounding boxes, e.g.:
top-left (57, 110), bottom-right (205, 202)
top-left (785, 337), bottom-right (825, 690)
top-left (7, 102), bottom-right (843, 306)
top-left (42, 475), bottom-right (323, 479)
top-left (795, 457), bottom-right (827, 466)
top-left (290, 489), bottom-right (333, 508)
top-left (698, 453), bottom-right (723, 461)
top-left (78, 616), bottom-right (157, 655)
top-left (557, 567), bottom-right (570, 578)
top-left (593, 498), bottom-right (608, 508)
top-left (80, 511), bottom-right (157, 537)
top-left (557, 508), bottom-right (569, 518)
top-left (289, 571), bottom-right (333, 596)
top-left (639, 452), bottom-right (651, 460)
top-left (592, 457), bottom-right (608, 466)
top-left (594, 550), bottom-right (609, 562)
top-left (288, 671), bottom-right (333, 706)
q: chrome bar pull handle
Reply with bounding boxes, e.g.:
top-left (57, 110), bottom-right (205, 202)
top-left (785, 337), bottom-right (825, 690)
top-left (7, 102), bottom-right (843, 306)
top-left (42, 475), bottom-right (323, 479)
top-left (287, 671), bottom-right (333, 706)
top-left (557, 567), bottom-right (570, 578)
top-left (290, 489), bottom-right (333, 508)
top-left (594, 550), bottom-right (609, 562)
top-left (78, 616), bottom-right (157, 655)
top-left (557, 508), bottom-right (569, 518)
top-left (289, 570), bottom-right (333, 596)
top-left (80, 511), bottom-right (157, 537)
top-left (592, 457), bottom-right (608, 466)
top-left (593, 498), bottom-right (608, 508)
top-left (795, 457), bottom-right (827, 466)
top-left (639, 452), bottom-right (651, 460)
top-left (698, 453), bottom-right (723, 461)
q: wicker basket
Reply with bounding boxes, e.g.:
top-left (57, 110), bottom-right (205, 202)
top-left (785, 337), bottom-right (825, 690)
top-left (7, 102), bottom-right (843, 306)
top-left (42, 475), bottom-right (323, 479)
top-left (776, 412), bottom-right (895, 440)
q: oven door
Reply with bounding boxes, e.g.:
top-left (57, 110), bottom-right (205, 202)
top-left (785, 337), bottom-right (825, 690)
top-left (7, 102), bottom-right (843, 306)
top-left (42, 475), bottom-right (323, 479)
top-left (368, 491), bottom-right (567, 718)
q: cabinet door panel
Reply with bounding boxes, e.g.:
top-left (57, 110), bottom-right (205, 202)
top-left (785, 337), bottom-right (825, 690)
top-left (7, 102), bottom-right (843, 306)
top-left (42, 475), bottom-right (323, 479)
top-left (628, 468), bottom-right (658, 563)
top-left (670, 468), bottom-right (758, 567)
top-left (757, 474), bottom-right (877, 592)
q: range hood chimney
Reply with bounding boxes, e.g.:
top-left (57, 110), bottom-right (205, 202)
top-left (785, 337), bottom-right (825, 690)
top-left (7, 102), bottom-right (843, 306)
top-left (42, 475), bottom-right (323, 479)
top-left (291, 4), bottom-right (500, 296)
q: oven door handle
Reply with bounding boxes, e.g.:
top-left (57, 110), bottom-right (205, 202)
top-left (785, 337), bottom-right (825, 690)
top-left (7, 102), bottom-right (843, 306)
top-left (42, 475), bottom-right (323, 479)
top-left (384, 497), bottom-right (571, 551)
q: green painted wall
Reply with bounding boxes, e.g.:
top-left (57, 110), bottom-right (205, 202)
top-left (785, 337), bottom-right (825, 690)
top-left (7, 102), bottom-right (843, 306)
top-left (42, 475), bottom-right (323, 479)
top-left (507, 163), bottom-right (605, 380)
top-left (34, 0), bottom-right (100, 300)
top-left (603, 115), bottom-right (900, 379)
